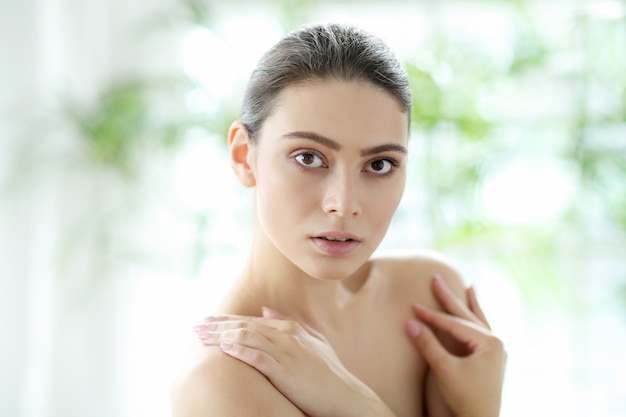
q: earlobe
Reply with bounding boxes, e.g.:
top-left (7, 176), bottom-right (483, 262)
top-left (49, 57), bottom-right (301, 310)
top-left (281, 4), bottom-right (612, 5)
top-left (228, 121), bottom-right (256, 187)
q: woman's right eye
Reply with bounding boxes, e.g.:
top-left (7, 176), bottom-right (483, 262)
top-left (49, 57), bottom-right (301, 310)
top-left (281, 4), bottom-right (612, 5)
top-left (294, 152), bottom-right (325, 168)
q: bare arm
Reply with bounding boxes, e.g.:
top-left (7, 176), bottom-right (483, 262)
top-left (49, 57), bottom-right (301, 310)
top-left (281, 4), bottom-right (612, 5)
top-left (192, 311), bottom-right (399, 417)
top-left (180, 257), bottom-right (504, 417)
top-left (193, 311), bottom-right (399, 417)
top-left (171, 345), bottom-right (307, 417)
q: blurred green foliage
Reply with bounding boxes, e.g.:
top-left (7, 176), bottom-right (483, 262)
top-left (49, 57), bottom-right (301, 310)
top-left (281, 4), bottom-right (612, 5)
top-left (63, 79), bottom-right (189, 175)
top-left (78, 1), bottom-right (626, 312)
top-left (9, 0), bottom-right (624, 312)
top-left (402, 2), bottom-right (626, 314)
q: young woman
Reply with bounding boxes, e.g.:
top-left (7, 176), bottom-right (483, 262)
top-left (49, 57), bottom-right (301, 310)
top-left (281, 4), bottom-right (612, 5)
top-left (171, 23), bottom-right (506, 417)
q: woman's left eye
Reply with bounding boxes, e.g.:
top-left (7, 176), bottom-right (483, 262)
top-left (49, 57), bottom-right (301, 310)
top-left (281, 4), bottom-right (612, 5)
top-left (364, 159), bottom-right (396, 175)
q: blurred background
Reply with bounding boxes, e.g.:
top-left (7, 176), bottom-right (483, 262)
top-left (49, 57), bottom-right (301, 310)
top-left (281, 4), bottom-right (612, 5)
top-left (1, 0), bottom-right (625, 416)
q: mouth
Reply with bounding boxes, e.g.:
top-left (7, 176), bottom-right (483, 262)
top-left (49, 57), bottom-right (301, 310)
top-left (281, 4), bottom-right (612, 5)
top-left (314, 232), bottom-right (360, 242)
top-left (311, 232), bottom-right (361, 256)
top-left (319, 236), bottom-right (354, 242)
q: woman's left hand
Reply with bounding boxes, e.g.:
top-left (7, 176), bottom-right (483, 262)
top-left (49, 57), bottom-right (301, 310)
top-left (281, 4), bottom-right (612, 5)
top-left (406, 276), bottom-right (506, 417)
top-left (193, 308), bottom-right (393, 417)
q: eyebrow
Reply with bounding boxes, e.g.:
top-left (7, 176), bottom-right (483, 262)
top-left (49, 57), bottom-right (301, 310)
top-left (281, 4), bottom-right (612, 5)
top-left (280, 131), bottom-right (408, 156)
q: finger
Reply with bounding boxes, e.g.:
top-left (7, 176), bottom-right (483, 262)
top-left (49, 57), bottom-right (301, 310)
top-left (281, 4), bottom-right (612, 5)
top-left (219, 340), bottom-right (281, 378)
top-left (411, 303), bottom-right (490, 351)
top-left (194, 320), bottom-right (276, 344)
top-left (203, 313), bottom-right (288, 324)
top-left (261, 307), bottom-right (326, 340)
top-left (198, 312), bottom-right (321, 343)
top-left (203, 313), bottom-right (257, 323)
top-left (405, 319), bottom-right (455, 375)
top-left (466, 285), bottom-right (491, 330)
top-left (432, 274), bottom-right (479, 324)
top-left (197, 326), bottom-right (275, 355)
top-left (197, 319), bottom-right (257, 332)
top-left (196, 315), bottom-right (313, 348)
top-left (202, 314), bottom-right (285, 331)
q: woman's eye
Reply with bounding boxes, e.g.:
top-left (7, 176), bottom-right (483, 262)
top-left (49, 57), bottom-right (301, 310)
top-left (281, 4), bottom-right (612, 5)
top-left (365, 159), bottom-right (395, 175)
top-left (295, 152), bottom-right (324, 168)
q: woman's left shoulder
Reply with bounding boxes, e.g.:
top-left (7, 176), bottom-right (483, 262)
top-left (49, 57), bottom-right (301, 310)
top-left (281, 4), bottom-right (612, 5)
top-left (368, 248), bottom-right (467, 300)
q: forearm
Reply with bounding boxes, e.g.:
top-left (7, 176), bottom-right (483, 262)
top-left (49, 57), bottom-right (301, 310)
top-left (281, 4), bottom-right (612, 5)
top-left (339, 385), bottom-right (398, 417)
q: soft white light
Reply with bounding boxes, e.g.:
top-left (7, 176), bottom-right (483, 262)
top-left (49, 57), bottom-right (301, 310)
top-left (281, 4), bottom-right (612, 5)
top-left (181, 28), bottom-right (237, 100)
top-left (587, 1), bottom-right (625, 19)
top-left (481, 156), bottom-right (576, 224)
top-left (172, 135), bottom-right (233, 213)
top-left (181, 17), bottom-right (283, 104)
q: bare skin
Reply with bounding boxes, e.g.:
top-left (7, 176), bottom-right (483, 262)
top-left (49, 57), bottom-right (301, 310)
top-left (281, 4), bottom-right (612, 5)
top-left (170, 80), bottom-right (505, 417)
top-left (407, 280), bottom-right (506, 417)
top-left (174, 254), bottom-right (468, 417)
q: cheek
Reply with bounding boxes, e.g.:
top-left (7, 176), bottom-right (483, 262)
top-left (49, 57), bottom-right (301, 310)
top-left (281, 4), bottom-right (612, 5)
top-left (374, 175), bottom-right (405, 209)
top-left (368, 178), bottom-right (406, 228)
top-left (254, 163), bottom-right (316, 227)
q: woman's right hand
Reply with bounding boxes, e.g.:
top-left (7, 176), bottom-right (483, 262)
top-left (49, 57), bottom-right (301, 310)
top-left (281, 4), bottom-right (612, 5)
top-left (193, 308), bottom-right (396, 417)
top-left (405, 275), bottom-right (507, 417)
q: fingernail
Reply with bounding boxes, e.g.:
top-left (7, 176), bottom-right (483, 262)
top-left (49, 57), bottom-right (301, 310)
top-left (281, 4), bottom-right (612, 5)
top-left (411, 301), bottom-right (425, 310)
top-left (204, 316), bottom-right (217, 323)
top-left (193, 324), bottom-right (208, 332)
top-left (220, 341), bottom-right (233, 351)
top-left (470, 283), bottom-right (477, 294)
top-left (434, 273), bottom-right (447, 287)
top-left (406, 320), bottom-right (422, 339)
top-left (196, 330), bottom-right (214, 340)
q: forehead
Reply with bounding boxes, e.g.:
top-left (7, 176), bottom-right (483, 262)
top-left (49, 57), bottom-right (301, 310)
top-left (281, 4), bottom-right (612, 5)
top-left (258, 79), bottom-right (409, 147)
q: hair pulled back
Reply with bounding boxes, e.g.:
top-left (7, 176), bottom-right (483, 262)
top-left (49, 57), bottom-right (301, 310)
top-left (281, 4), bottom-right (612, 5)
top-left (240, 23), bottom-right (412, 142)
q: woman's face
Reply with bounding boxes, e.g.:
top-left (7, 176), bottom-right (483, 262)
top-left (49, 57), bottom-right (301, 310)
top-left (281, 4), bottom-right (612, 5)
top-left (248, 79), bottom-right (409, 280)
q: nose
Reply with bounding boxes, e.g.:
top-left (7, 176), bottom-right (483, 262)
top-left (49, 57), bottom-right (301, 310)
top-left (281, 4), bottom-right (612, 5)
top-left (321, 169), bottom-right (362, 217)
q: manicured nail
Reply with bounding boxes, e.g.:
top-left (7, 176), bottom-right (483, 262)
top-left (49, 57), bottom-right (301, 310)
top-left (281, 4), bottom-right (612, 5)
top-left (204, 316), bottom-right (217, 323)
top-left (193, 324), bottom-right (208, 332)
top-left (195, 329), bottom-right (214, 339)
top-left (406, 320), bottom-right (422, 339)
top-left (434, 273), bottom-right (447, 287)
top-left (470, 283), bottom-right (478, 295)
top-left (220, 341), bottom-right (233, 351)
top-left (411, 301), bottom-right (425, 310)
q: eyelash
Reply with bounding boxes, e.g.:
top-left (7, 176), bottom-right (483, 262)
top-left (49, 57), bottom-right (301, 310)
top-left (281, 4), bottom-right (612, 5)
top-left (291, 150), bottom-right (400, 178)
top-left (365, 158), bottom-right (400, 177)
top-left (293, 150), bottom-right (327, 169)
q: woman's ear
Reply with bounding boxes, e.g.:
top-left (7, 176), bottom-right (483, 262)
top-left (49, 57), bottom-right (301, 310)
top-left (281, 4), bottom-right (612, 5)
top-left (228, 121), bottom-right (256, 187)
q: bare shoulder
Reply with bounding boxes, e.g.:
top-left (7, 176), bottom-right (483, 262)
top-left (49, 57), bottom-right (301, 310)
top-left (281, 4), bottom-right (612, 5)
top-left (368, 248), bottom-right (467, 305)
top-left (171, 342), bottom-right (305, 417)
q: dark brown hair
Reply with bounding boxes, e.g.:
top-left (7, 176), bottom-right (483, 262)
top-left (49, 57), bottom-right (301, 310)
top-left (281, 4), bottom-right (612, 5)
top-left (240, 23), bottom-right (411, 142)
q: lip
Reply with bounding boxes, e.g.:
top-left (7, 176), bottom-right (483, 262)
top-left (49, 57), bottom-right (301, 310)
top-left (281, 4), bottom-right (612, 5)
top-left (315, 231), bottom-right (360, 241)
top-left (311, 232), bottom-right (361, 257)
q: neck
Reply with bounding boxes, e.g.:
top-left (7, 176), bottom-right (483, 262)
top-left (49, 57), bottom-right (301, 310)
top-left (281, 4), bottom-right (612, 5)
top-left (222, 225), bottom-right (369, 328)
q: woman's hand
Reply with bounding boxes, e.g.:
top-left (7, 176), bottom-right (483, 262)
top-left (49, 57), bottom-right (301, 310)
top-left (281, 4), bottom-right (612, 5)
top-left (406, 275), bottom-right (506, 417)
top-left (193, 308), bottom-right (393, 417)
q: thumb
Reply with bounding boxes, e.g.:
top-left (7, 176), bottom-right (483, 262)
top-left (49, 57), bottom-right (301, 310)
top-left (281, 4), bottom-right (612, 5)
top-left (405, 320), bottom-right (452, 374)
